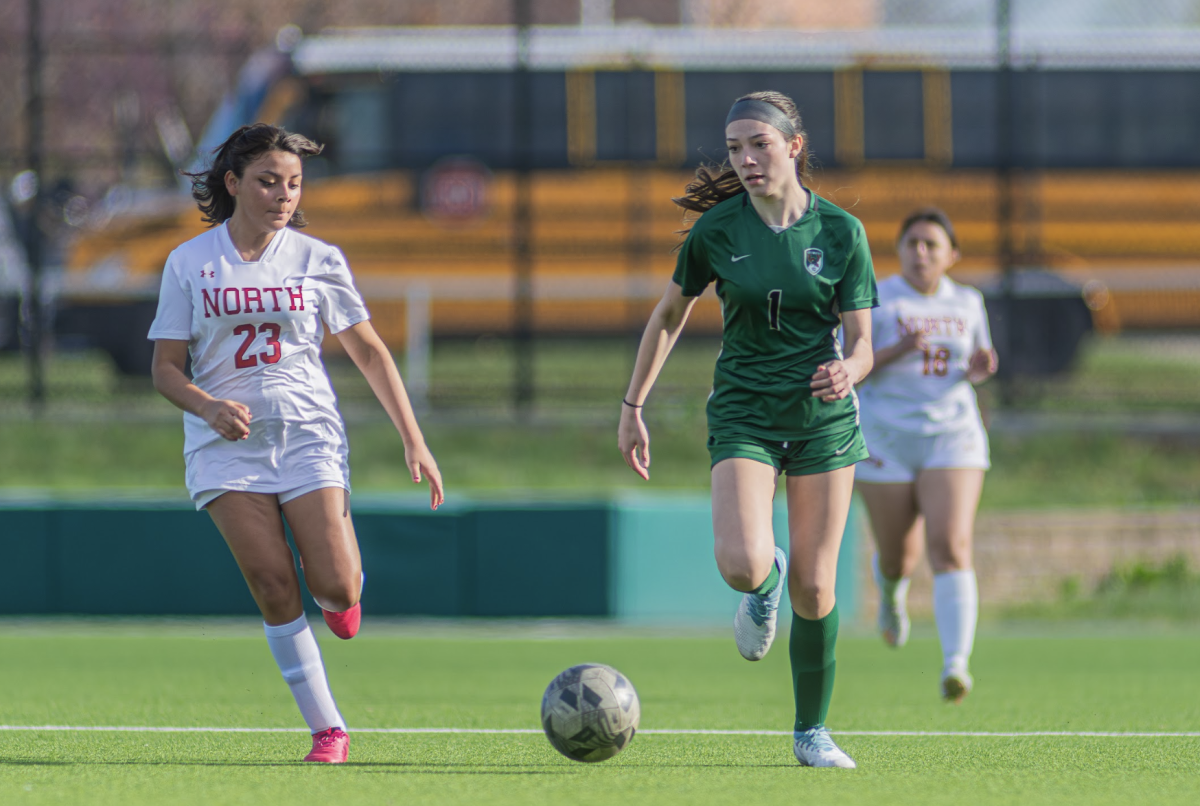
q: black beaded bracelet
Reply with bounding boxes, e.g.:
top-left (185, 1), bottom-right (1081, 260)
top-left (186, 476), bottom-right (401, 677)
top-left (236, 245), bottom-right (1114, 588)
top-left (622, 398), bottom-right (643, 408)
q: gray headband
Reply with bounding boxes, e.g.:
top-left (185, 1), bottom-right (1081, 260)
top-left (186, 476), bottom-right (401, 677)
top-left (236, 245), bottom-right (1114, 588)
top-left (725, 99), bottom-right (797, 139)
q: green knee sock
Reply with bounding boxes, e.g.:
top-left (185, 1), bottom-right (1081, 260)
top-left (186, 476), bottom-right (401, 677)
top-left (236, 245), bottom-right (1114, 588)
top-left (790, 604), bottom-right (839, 732)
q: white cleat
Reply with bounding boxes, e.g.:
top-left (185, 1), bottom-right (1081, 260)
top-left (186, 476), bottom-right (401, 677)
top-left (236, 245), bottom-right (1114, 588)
top-left (877, 599), bottom-right (910, 648)
top-left (793, 726), bottom-right (857, 768)
top-left (941, 664), bottom-right (974, 704)
top-left (733, 547), bottom-right (787, 661)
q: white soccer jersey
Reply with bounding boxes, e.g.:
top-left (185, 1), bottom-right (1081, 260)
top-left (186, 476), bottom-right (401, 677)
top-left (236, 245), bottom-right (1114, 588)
top-left (147, 223), bottom-right (370, 458)
top-left (857, 275), bottom-right (992, 435)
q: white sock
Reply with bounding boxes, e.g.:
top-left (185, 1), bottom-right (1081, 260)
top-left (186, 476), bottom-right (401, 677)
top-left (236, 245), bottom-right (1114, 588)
top-left (264, 614), bottom-right (346, 733)
top-left (933, 569), bottom-right (978, 671)
top-left (873, 554), bottom-right (911, 611)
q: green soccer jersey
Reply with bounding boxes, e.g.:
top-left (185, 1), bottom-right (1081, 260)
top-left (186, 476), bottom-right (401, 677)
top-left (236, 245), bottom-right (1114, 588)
top-left (672, 191), bottom-right (878, 441)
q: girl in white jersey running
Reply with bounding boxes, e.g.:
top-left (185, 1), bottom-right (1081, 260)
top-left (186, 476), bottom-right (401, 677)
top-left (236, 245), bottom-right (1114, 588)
top-left (149, 123), bottom-right (444, 763)
top-left (855, 207), bottom-right (997, 704)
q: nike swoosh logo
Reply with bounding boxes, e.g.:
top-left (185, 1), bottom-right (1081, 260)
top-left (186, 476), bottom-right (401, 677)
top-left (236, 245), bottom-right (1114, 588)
top-left (731, 254), bottom-right (751, 262)
top-left (833, 436), bottom-right (857, 456)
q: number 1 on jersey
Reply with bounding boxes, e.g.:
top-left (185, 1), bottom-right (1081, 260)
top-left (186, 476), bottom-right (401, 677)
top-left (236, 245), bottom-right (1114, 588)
top-left (767, 289), bottom-right (783, 331)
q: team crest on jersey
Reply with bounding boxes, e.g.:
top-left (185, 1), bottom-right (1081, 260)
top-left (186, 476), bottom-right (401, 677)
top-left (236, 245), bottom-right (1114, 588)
top-left (803, 248), bottom-right (824, 276)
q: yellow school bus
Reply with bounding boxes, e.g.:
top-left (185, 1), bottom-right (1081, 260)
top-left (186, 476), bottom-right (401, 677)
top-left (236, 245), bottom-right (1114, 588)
top-left (63, 26), bottom-right (1200, 372)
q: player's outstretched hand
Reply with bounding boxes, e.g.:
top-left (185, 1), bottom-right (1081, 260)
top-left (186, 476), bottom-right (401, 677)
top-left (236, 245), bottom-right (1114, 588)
top-left (810, 361), bottom-right (852, 402)
top-left (202, 398), bottom-right (252, 441)
top-left (967, 347), bottom-right (999, 384)
top-left (897, 327), bottom-right (930, 354)
top-left (618, 405), bottom-right (651, 481)
top-left (405, 443), bottom-right (445, 510)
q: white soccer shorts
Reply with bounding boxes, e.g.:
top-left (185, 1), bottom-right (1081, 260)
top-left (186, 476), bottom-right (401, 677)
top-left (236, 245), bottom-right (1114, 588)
top-left (186, 417), bottom-right (351, 510)
top-left (857, 421), bottom-right (990, 483)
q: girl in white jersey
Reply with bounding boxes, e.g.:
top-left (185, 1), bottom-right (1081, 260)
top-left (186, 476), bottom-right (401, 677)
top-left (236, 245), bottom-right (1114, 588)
top-left (148, 124), bottom-right (444, 763)
top-left (855, 207), bottom-right (997, 703)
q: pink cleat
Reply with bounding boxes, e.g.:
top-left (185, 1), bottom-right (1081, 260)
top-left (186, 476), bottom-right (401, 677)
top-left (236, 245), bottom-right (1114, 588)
top-left (304, 727), bottom-right (350, 763)
top-left (322, 602), bottom-right (361, 639)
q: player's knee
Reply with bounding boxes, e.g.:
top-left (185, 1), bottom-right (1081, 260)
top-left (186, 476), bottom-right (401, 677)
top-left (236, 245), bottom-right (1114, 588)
top-left (877, 554), bottom-right (907, 580)
top-left (931, 555), bottom-right (971, 574)
top-left (719, 567), bottom-right (752, 592)
top-left (788, 579), bottom-right (833, 619)
top-left (246, 570), bottom-right (300, 612)
top-left (928, 541), bottom-right (972, 574)
top-left (718, 558), bottom-right (774, 593)
top-left (324, 589), bottom-right (360, 613)
top-left (310, 578), bottom-right (360, 613)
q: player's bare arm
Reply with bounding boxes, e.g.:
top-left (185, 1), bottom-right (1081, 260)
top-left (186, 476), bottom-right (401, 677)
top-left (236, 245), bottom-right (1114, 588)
top-left (151, 338), bottom-right (252, 441)
top-left (337, 320), bottom-right (444, 509)
top-left (811, 308), bottom-right (873, 401)
top-left (618, 281), bottom-right (698, 480)
top-left (966, 346), bottom-right (999, 384)
top-left (870, 317), bottom-right (929, 371)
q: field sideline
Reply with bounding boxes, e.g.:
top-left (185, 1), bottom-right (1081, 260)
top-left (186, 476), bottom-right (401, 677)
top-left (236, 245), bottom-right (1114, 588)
top-left (1, 622), bottom-right (1197, 805)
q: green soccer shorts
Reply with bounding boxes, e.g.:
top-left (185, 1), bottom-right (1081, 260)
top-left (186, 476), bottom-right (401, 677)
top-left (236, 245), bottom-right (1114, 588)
top-left (707, 424), bottom-right (868, 476)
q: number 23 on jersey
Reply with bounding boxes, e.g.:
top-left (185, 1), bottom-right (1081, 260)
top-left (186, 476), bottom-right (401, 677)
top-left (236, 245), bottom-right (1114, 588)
top-left (233, 323), bottom-right (282, 368)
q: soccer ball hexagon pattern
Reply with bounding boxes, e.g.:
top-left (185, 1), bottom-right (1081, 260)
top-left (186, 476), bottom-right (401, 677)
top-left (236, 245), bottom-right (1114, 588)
top-left (540, 663), bottom-right (641, 762)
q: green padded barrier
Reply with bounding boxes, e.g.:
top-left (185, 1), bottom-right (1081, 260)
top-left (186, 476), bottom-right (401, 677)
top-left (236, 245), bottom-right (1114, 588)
top-left (0, 494), bottom-right (857, 621)
top-left (611, 494), bottom-right (735, 621)
top-left (342, 501), bottom-right (464, 616)
top-left (50, 508), bottom-right (256, 615)
top-left (0, 509), bottom-right (55, 613)
top-left (468, 504), bottom-right (610, 617)
top-left (0, 505), bottom-right (256, 615)
top-left (611, 493), bottom-right (860, 624)
top-left (346, 498), bottom-right (612, 617)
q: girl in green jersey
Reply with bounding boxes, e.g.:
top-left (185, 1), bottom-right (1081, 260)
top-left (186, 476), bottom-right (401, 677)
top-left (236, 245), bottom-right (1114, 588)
top-left (619, 90), bottom-right (877, 769)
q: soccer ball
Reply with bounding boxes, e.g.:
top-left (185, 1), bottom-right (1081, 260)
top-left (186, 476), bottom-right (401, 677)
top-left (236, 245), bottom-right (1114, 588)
top-left (540, 663), bottom-right (640, 762)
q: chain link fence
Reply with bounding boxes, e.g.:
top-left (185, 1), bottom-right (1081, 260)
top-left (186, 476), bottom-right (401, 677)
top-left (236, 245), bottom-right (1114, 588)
top-left (2, 0), bottom-right (1200, 424)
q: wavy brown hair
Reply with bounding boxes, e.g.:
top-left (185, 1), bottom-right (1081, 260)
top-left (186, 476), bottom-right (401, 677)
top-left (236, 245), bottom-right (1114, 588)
top-left (185, 123), bottom-right (324, 228)
top-left (672, 90), bottom-right (812, 242)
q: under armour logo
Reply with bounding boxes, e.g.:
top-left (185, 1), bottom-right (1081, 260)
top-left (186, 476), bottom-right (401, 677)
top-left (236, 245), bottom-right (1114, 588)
top-left (200, 270), bottom-right (215, 278)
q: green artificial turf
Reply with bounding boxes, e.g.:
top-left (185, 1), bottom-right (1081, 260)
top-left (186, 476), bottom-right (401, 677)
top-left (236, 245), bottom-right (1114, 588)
top-left (0, 623), bottom-right (1197, 805)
